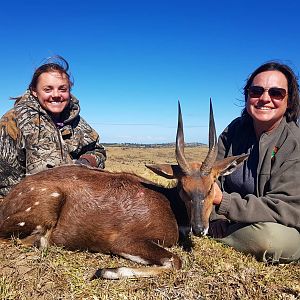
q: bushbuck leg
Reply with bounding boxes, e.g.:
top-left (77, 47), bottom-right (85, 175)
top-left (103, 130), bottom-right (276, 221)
top-left (0, 184), bottom-right (65, 248)
top-left (93, 240), bottom-right (181, 279)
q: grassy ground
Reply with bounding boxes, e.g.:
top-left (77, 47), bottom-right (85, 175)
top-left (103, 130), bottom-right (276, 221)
top-left (0, 146), bottom-right (299, 300)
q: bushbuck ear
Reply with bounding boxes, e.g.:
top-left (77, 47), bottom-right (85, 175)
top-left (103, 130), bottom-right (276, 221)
top-left (145, 164), bottom-right (181, 179)
top-left (213, 154), bottom-right (249, 176)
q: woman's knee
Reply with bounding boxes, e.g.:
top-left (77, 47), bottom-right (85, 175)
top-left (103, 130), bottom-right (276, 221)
top-left (219, 222), bottom-right (300, 263)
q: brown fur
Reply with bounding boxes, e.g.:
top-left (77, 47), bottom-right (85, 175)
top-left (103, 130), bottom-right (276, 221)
top-left (0, 165), bottom-right (181, 279)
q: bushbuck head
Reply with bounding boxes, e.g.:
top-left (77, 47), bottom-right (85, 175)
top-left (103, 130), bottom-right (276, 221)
top-left (147, 100), bottom-right (248, 236)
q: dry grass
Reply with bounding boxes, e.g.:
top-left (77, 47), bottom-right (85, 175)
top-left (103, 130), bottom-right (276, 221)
top-left (0, 146), bottom-right (299, 300)
top-left (104, 145), bottom-right (208, 187)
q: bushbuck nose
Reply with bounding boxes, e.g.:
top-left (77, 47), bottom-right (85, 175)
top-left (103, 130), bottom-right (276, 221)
top-left (192, 224), bottom-right (207, 236)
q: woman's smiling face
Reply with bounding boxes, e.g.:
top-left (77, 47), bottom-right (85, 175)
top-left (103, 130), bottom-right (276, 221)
top-left (246, 70), bottom-right (288, 137)
top-left (32, 71), bottom-right (71, 117)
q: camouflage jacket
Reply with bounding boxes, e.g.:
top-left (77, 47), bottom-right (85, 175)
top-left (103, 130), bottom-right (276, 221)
top-left (0, 90), bottom-right (106, 197)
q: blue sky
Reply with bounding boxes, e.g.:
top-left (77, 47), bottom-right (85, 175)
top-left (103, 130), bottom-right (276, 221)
top-left (1, 0), bottom-right (300, 144)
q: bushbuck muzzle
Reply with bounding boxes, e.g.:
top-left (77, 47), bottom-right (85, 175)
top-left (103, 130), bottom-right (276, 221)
top-left (190, 195), bottom-right (207, 236)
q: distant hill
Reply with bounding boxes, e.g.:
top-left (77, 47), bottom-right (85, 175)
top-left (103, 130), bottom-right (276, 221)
top-left (102, 142), bottom-right (207, 148)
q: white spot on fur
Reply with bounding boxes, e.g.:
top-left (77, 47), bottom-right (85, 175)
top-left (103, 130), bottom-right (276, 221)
top-left (34, 201), bottom-right (39, 206)
top-left (18, 192), bottom-right (22, 196)
top-left (18, 222), bottom-right (25, 226)
top-left (120, 253), bottom-right (150, 265)
top-left (50, 192), bottom-right (60, 197)
top-left (30, 187), bottom-right (35, 191)
top-left (25, 207), bottom-right (32, 212)
top-left (41, 188), bottom-right (47, 191)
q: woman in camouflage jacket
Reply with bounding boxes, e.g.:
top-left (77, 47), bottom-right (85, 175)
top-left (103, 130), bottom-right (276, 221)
top-left (0, 56), bottom-right (106, 198)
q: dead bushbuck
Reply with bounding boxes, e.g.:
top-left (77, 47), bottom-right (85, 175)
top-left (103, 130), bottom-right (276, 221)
top-left (0, 100), bottom-right (248, 279)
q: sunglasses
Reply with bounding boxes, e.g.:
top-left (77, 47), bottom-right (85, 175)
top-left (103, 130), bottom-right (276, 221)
top-left (248, 85), bottom-right (287, 100)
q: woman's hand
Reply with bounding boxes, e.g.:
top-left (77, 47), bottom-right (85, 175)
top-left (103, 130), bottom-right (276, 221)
top-left (213, 182), bottom-right (223, 205)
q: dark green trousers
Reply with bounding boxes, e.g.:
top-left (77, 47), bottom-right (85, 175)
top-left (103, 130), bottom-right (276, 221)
top-left (215, 222), bottom-right (300, 264)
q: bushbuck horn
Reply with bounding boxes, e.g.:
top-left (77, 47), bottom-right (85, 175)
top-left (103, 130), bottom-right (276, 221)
top-left (176, 101), bottom-right (191, 174)
top-left (200, 98), bottom-right (218, 175)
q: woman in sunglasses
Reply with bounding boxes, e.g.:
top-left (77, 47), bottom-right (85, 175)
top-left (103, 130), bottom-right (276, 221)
top-left (210, 61), bottom-right (300, 264)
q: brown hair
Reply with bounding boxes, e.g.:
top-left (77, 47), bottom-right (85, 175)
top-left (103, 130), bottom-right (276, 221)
top-left (242, 61), bottom-right (300, 123)
top-left (29, 55), bottom-right (73, 92)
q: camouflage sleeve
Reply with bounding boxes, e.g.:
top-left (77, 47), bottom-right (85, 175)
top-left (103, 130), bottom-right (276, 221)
top-left (73, 117), bottom-right (107, 169)
top-left (79, 138), bottom-right (107, 169)
top-left (0, 110), bottom-right (26, 197)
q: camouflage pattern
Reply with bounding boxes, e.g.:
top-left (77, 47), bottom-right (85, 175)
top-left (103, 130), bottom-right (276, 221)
top-left (0, 90), bottom-right (106, 197)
